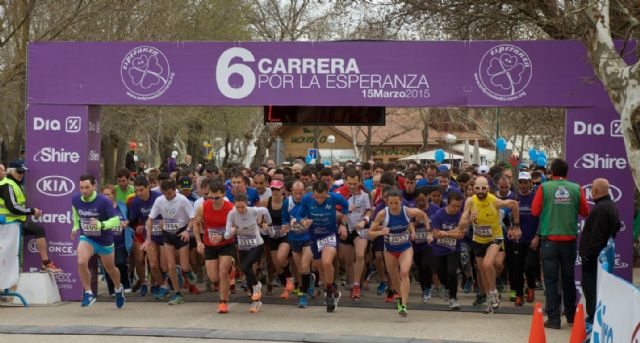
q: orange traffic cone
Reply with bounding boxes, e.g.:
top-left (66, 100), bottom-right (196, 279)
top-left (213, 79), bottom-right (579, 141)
top-left (529, 302), bottom-right (546, 343)
top-left (569, 304), bottom-right (587, 343)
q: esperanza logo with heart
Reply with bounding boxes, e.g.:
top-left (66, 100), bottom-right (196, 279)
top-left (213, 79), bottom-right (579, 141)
top-left (121, 46), bottom-right (174, 101)
top-left (474, 44), bottom-right (533, 102)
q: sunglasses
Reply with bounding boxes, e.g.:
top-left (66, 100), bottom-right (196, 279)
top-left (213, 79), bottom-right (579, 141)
top-left (474, 186), bottom-right (488, 191)
top-left (271, 187), bottom-right (283, 191)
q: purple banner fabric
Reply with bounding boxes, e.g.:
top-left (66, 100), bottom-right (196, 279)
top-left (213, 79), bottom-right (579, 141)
top-left (28, 41), bottom-right (608, 107)
top-left (566, 107), bottom-right (634, 282)
top-left (25, 104), bottom-right (91, 300)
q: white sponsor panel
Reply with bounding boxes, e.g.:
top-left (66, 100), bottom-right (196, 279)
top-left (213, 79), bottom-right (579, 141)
top-left (36, 175), bottom-right (75, 197)
top-left (592, 262), bottom-right (640, 342)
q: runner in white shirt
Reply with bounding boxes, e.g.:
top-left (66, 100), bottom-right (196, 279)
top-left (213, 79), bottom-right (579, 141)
top-left (143, 179), bottom-right (196, 305)
top-left (225, 193), bottom-right (272, 313)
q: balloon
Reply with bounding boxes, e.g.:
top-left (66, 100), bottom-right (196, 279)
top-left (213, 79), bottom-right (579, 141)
top-left (496, 137), bottom-right (507, 152)
top-left (536, 157), bottom-right (547, 166)
top-left (528, 148), bottom-right (537, 161)
top-left (435, 149), bottom-right (445, 163)
top-left (538, 150), bottom-right (547, 160)
top-left (305, 155), bottom-right (312, 164)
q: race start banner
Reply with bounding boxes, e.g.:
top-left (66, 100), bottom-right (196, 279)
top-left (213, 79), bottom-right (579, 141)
top-left (25, 40), bottom-right (635, 300)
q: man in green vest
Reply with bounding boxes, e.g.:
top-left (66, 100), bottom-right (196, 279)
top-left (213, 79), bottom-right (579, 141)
top-left (0, 161), bottom-right (62, 273)
top-left (531, 158), bottom-right (589, 330)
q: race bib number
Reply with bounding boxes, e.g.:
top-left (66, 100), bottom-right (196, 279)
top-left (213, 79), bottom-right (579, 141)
top-left (151, 220), bottom-right (163, 236)
top-left (237, 235), bottom-right (258, 250)
top-left (289, 222), bottom-right (307, 234)
top-left (206, 227), bottom-right (225, 241)
top-left (270, 225), bottom-right (286, 238)
top-left (414, 229), bottom-right (428, 244)
top-left (316, 235), bottom-right (337, 250)
top-left (112, 223), bottom-right (124, 236)
top-left (386, 232), bottom-right (410, 245)
top-left (474, 225), bottom-right (493, 238)
top-left (437, 237), bottom-right (457, 250)
top-left (357, 228), bottom-right (369, 239)
top-left (164, 219), bottom-right (180, 233)
top-left (80, 218), bottom-right (100, 236)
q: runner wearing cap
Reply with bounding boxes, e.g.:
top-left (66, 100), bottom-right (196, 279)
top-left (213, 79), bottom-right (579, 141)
top-left (456, 176), bottom-right (521, 314)
top-left (477, 165), bottom-right (490, 176)
top-left (265, 180), bottom-right (294, 299)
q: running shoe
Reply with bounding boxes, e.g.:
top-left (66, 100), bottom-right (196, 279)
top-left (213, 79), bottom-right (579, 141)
top-left (42, 261), bottom-right (62, 274)
top-left (327, 290), bottom-right (341, 313)
top-left (217, 302), bottom-right (229, 314)
top-left (422, 288), bottom-right (432, 303)
top-left (351, 284), bottom-right (361, 302)
top-left (514, 296), bottom-right (524, 307)
top-left (186, 270), bottom-right (198, 285)
top-left (463, 279), bottom-right (473, 294)
top-left (132, 281), bottom-right (142, 293)
top-left (280, 288), bottom-right (289, 299)
top-left (155, 286), bottom-right (169, 300)
top-left (526, 288), bottom-right (535, 303)
top-left (308, 273), bottom-right (316, 298)
top-left (176, 266), bottom-right (184, 288)
top-left (509, 290), bottom-right (517, 301)
top-left (448, 298), bottom-right (461, 310)
top-left (385, 289), bottom-right (399, 303)
top-left (81, 292), bottom-right (96, 307)
top-left (473, 294), bottom-right (487, 306)
top-left (249, 301), bottom-right (263, 313)
top-left (397, 303), bottom-right (408, 317)
top-left (251, 282), bottom-right (262, 302)
top-left (168, 293), bottom-right (184, 305)
top-left (115, 289), bottom-right (126, 309)
top-left (490, 291), bottom-right (500, 310)
top-left (482, 303), bottom-right (494, 314)
top-left (140, 284), bottom-right (148, 297)
top-left (188, 283), bottom-right (201, 295)
top-left (285, 277), bottom-right (294, 292)
top-left (293, 287), bottom-right (303, 297)
top-left (376, 281), bottom-right (388, 295)
top-left (298, 294), bottom-right (308, 308)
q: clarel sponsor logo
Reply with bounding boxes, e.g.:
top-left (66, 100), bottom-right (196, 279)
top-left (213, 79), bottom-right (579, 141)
top-left (36, 175), bottom-right (75, 197)
top-left (573, 153), bottom-right (627, 169)
top-left (32, 211), bottom-right (73, 224)
top-left (33, 147), bottom-right (80, 163)
top-left (582, 183), bottom-right (622, 204)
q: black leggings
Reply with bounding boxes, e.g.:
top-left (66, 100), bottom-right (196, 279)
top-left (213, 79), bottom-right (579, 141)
top-left (239, 245), bottom-right (264, 294)
top-left (22, 222), bottom-right (46, 238)
top-left (505, 241), bottom-right (539, 296)
top-left (412, 247), bottom-right (433, 291)
top-left (432, 252), bottom-right (460, 300)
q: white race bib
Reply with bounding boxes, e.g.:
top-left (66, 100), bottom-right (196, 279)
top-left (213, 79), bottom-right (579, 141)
top-left (270, 225), bottom-right (286, 238)
top-left (164, 219), bottom-right (180, 233)
top-left (80, 218), bottom-right (100, 236)
top-left (206, 227), bottom-right (225, 242)
top-left (316, 235), bottom-right (337, 250)
top-left (357, 228), bottom-right (369, 239)
top-left (437, 237), bottom-right (457, 250)
top-left (237, 234), bottom-right (258, 250)
top-left (473, 225), bottom-right (493, 238)
top-left (386, 232), bottom-right (410, 245)
top-left (414, 230), bottom-right (428, 244)
top-left (151, 220), bottom-right (163, 236)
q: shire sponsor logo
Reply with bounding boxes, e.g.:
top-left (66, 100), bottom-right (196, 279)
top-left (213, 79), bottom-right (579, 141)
top-left (573, 153), bottom-right (627, 170)
top-left (33, 147), bottom-right (80, 163)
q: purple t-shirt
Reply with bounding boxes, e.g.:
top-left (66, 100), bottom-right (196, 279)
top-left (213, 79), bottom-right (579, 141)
top-left (430, 207), bottom-right (462, 256)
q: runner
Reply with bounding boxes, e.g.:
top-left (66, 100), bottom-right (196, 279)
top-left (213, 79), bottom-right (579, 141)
top-left (456, 176), bottom-right (521, 314)
top-left (412, 186), bottom-right (435, 302)
top-left (282, 180), bottom-right (315, 308)
top-left (431, 191), bottom-right (464, 310)
top-left (296, 181), bottom-right (349, 312)
top-left (101, 184), bottom-right (132, 295)
top-left (225, 193), bottom-right (272, 313)
top-left (369, 187), bottom-right (429, 317)
top-left (70, 174), bottom-right (125, 309)
top-left (193, 179), bottom-right (235, 314)
top-left (265, 180), bottom-right (294, 299)
top-left (144, 179), bottom-right (196, 305)
top-left (129, 176), bottom-right (164, 297)
top-left (226, 170), bottom-right (260, 206)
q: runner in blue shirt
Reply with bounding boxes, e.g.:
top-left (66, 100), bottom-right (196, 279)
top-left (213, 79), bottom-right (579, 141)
top-left (295, 181), bottom-right (349, 313)
top-left (225, 171), bottom-right (260, 206)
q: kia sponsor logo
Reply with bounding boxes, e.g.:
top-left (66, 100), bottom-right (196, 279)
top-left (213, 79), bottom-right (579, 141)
top-left (36, 175), bottom-right (75, 197)
top-left (32, 211), bottom-right (73, 224)
top-left (33, 116), bottom-right (81, 133)
top-left (33, 147), bottom-right (80, 163)
top-left (582, 183), bottom-right (622, 204)
top-left (573, 153), bottom-right (627, 170)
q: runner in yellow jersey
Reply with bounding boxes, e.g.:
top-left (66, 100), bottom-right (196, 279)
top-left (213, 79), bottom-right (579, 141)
top-left (456, 176), bottom-right (520, 314)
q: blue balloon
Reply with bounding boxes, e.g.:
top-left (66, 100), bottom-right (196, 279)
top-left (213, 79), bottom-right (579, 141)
top-left (538, 151), bottom-right (547, 160)
top-left (496, 137), bottom-right (507, 152)
top-left (536, 157), bottom-right (547, 166)
top-left (305, 155), bottom-right (312, 164)
top-left (435, 149), bottom-right (445, 163)
top-left (528, 148), bottom-right (537, 161)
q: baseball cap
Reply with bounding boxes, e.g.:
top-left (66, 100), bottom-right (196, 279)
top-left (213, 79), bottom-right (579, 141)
top-left (518, 171), bottom-right (532, 181)
top-left (178, 176), bottom-right (192, 190)
top-left (270, 180), bottom-right (284, 190)
top-left (129, 142), bottom-right (137, 149)
top-left (9, 159), bottom-right (28, 172)
top-left (437, 165), bottom-right (449, 172)
top-left (171, 151), bottom-right (178, 158)
top-left (477, 165), bottom-right (489, 174)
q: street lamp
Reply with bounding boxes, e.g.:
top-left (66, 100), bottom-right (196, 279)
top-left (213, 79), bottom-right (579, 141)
top-left (445, 133), bottom-right (456, 166)
top-left (327, 134), bottom-right (336, 164)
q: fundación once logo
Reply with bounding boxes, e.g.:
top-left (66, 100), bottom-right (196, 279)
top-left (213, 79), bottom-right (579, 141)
top-left (121, 46), bottom-right (174, 100)
top-left (475, 44), bottom-right (533, 101)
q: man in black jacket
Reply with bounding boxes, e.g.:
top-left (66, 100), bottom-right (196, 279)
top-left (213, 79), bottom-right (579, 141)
top-left (579, 178), bottom-right (621, 325)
